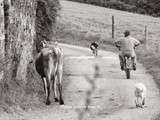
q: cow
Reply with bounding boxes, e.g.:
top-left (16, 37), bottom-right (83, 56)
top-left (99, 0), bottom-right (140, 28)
top-left (35, 40), bottom-right (64, 105)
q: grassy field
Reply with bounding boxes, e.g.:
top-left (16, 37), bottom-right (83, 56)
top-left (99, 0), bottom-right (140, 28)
top-left (56, 0), bottom-right (160, 91)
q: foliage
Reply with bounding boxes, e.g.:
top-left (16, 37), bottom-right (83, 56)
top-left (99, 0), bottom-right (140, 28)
top-left (35, 0), bottom-right (61, 52)
top-left (67, 0), bottom-right (160, 17)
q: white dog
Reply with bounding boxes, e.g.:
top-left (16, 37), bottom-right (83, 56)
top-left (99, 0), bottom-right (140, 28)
top-left (134, 83), bottom-right (147, 108)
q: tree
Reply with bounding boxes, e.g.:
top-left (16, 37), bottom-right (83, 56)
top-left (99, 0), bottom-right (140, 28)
top-left (0, 0), bottom-right (60, 111)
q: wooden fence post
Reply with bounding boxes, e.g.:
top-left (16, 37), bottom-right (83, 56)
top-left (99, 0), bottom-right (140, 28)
top-left (156, 43), bottom-right (160, 53)
top-left (144, 25), bottom-right (148, 50)
top-left (112, 15), bottom-right (115, 39)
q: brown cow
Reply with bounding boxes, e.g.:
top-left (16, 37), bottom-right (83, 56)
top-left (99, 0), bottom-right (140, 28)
top-left (35, 41), bottom-right (64, 105)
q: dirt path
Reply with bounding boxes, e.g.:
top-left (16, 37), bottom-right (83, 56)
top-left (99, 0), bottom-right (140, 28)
top-left (1, 43), bottom-right (160, 120)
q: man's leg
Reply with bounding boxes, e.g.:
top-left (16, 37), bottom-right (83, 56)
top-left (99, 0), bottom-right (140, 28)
top-left (131, 55), bottom-right (136, 70)
top-left (119, 53), bottom-right (124, 70)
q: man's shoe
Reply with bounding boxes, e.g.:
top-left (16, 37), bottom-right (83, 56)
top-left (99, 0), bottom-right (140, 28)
top-left (133, 63), bottom-right (136, 71)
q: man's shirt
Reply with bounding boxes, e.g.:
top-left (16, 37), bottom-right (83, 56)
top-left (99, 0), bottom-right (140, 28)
top-left (90, 42), bottom-right (98, 49)
top-left (115, 36), bottom-right (140, 56)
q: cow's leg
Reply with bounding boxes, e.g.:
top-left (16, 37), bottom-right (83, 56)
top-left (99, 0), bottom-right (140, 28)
top-left (42, 77), bottom-right (50, 105)
top-left (52, 75), bottom-right (58, 102)
top-left (42, 77), bottom-right (46, 96)
top-left (45, 75), bottom-right (51, 105)
top-left (57, 69), bottom-right (64, 105)
top-left (58, 83), bottom-right (64, 105)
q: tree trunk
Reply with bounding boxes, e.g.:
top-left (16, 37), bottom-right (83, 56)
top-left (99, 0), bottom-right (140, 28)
top-left (0, 0), bottom-right (5, 99)
top-left (0, 0), bottom-right (60, 110)
top-left (1, 0), bottom-right (37, 108)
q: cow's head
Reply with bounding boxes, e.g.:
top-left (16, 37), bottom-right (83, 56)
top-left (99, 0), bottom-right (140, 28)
top-left (39, 40), bottom-right (47, 51)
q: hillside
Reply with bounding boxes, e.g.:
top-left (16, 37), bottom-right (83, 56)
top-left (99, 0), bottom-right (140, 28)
top-left (57, 0), bottom-right (160, 52)
top-left (57, 0), bottom-right (160, 106)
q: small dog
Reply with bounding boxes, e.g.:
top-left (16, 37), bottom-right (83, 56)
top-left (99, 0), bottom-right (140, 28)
top-left (134, 83), bottom-right (147, 108)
